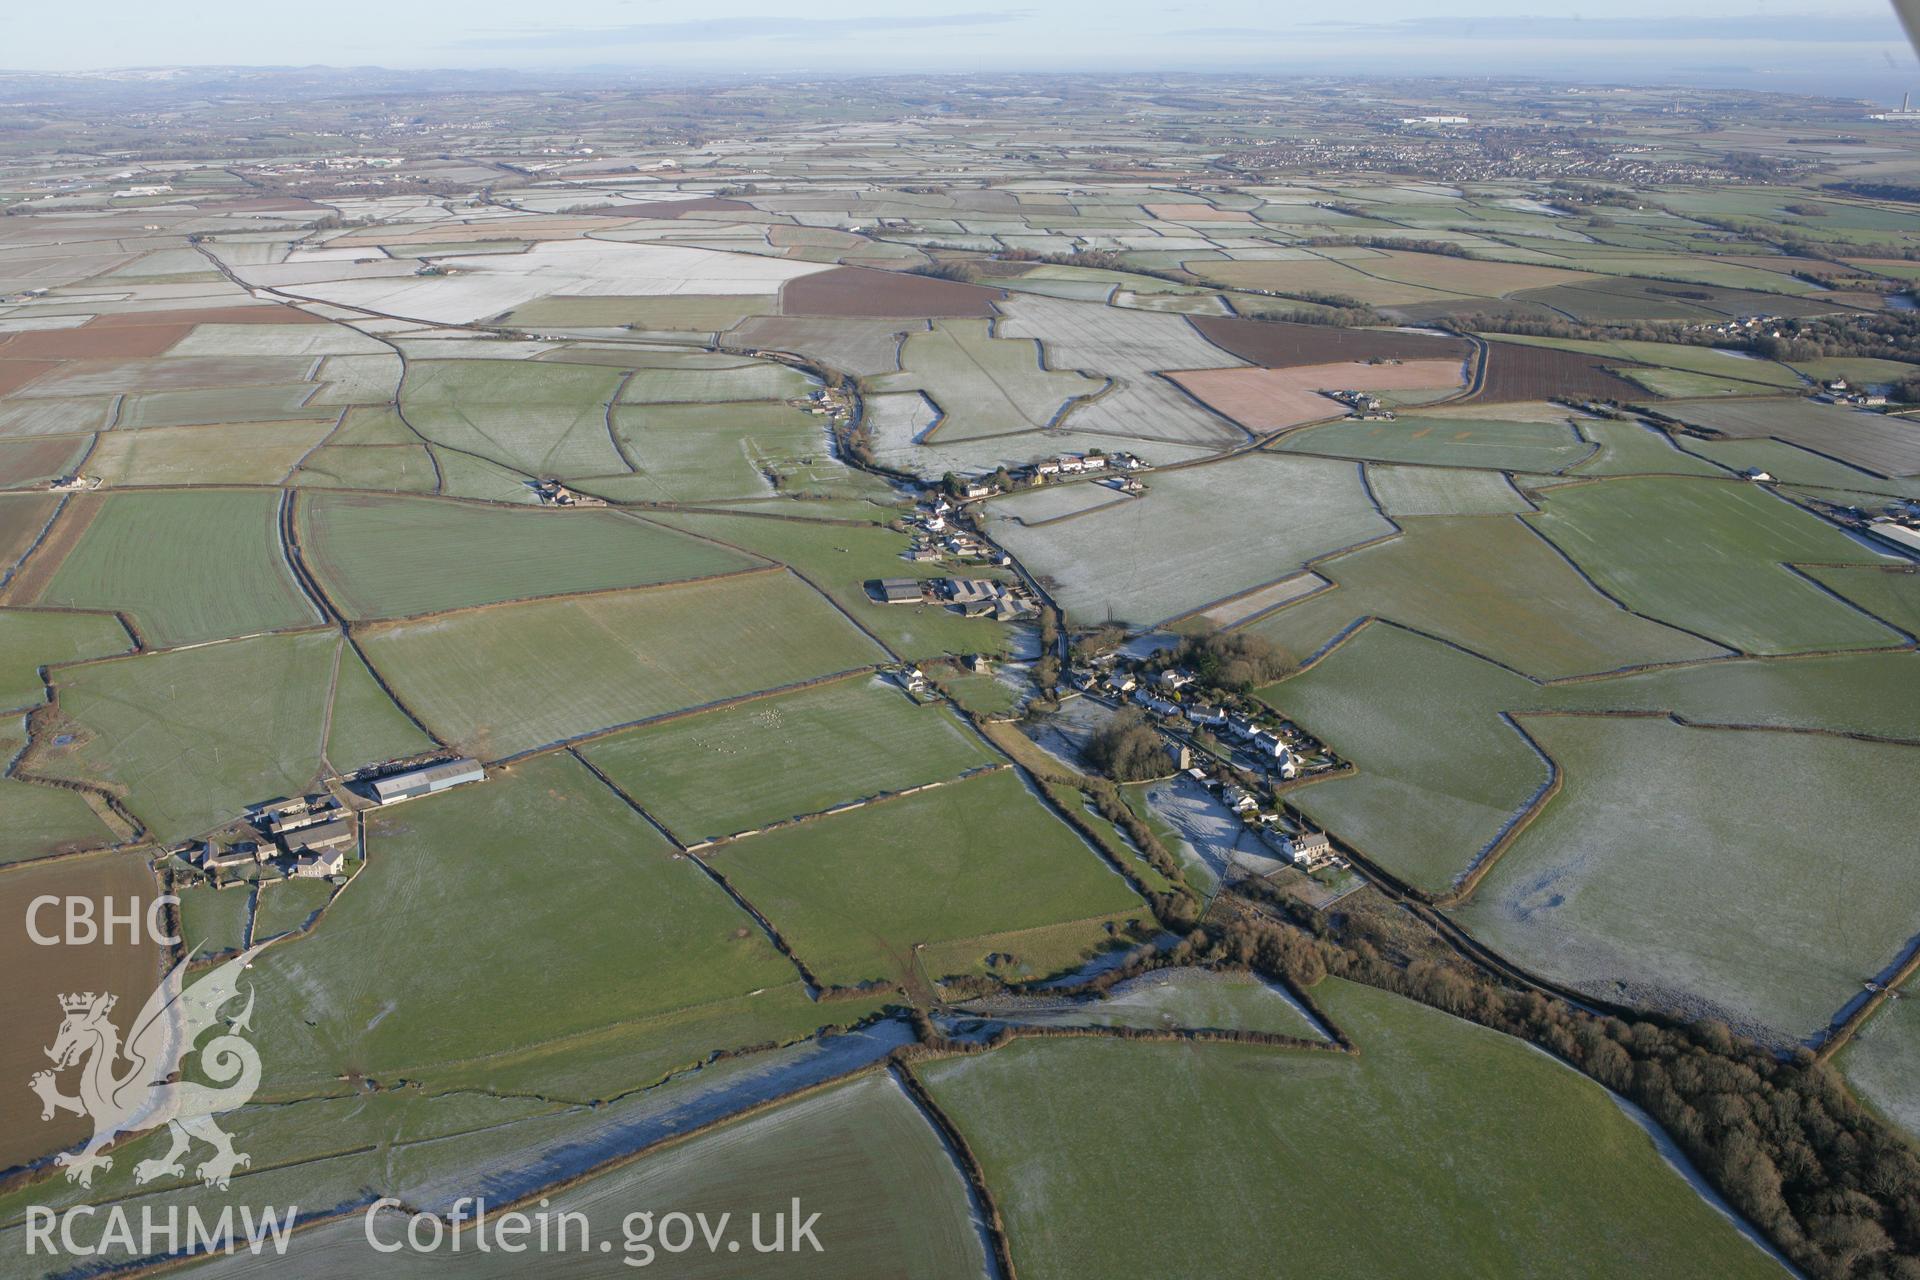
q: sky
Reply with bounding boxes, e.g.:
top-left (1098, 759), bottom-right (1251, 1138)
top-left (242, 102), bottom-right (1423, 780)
top-left (3, 1), bottom-right (1917, 101)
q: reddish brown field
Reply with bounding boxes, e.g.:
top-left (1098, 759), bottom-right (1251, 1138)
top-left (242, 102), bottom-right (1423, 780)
top-left (0, 327), bottom-right (189, 361)
top-left (0, 437), bottom-right (90, 489)
top-left (1192, 315), bottom-right (1472, 368)
top-left (780, 266), bottom-right (1005, 318)
top-left (1, 489), bottom-right (99, 600)
top-left (1475, 341), bottom-right (1647, 404)
top-left (0, 358), bottom-right (60, 395)
top-left (0, 305), bottom-right (318, 363)
top-left (594, 198), bottom-right (755, 218)
top-left (0, 492), bottom-right (60, 569)
top-left (90, 304), bottom-right (324, 327)
top-left (0, 853), bottom-right (162, 1172)
top-left (1169, 359), bottom-right (1466, 430)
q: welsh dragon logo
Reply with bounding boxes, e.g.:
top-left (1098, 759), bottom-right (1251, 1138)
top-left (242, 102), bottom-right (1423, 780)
top-left (30, 945), bottom-right (268, 1190)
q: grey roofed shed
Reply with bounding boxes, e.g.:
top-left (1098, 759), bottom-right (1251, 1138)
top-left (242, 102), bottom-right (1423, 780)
top-left (372, 757), bottom-right (485, 804)
top-left (286, 818), bottom-right (356, 853)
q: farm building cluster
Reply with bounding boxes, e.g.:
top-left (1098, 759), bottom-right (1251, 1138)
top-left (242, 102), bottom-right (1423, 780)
top-left (183, 757), bottom-right (485, 884)
top-left (870, 573), bottom-right (1038, 620)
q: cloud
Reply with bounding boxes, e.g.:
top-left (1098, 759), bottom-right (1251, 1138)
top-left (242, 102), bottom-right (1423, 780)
top-left (1291, 12), bottom-right (1903, 43)
top-left (451, 11), bottom-right (1028, 50)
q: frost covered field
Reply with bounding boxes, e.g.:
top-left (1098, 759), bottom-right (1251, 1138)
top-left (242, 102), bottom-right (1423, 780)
top-left (986, 452), bottom-right (1390, 623)
top-left (262, 238), bottom-right (835, 323)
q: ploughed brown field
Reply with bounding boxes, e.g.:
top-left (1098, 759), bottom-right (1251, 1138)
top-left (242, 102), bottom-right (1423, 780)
top-left (0, 853), bottom-right (162, 1172)
top-left (1475, 340), bottom-right (1648, 404)
top-left (0, 492), bottom-right (59, 568)
top-left (0, 358), bottom-right (60, 396)
top-left (0, 304), bottom-right (325, 365)
top-left (780, 265), bottom-right (1006, 317)
top-left (0, 437), bottom-right (88, 489)
top-left (1191, 314), bottom-right (1473, 368)
top-left (88, 304), bottom-right (326, 328)
top-left (1169, 359), bottom-right (1467, 430)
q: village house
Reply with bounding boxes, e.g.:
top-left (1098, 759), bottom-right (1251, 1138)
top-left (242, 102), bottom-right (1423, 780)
top-left (293, 848), bottom-right (346, 879)
top-left (1186, 703), bottom-right (1228, 728)
top-left (1285, 829), bottom-right (1336, 870)
top-left (1132, 689), bottom-right (1181, 717)
top-left (1156, 669), bottom-right (1195, 691)
top-left (1221, 785), bottom-right (1258, 813)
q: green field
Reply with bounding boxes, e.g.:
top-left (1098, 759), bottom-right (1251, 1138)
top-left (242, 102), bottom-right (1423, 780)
top-left (1787, 356), bottom-right (1920, 388)
top-left (649, 509), bottom-right (1014, 659)
top-left (32, 630), bottom-right (428, 843)
top-left (428, 445), bottom-right (543, 504)
top-left (1364, 463), bottom-right (1532, 515)
top-left (88, 419), bottom-right (335, 487)
top-left (1840, 974), bottom-right (1920, 1140)
top-left (183, 1073), bottom-right (987, 1279)
top-left (1244, 515), bottom-right (1726, 679)
top-left (0, 607), bottom-right (130, 710)
top-left (1621, 367), bottom-right (1797, 399)
top-left (869, 317), bottom-right (1104, 439)
top-left (1528, 476), bottom-right (1903, 654)
top-left (972, 966), bottom-right (1328, 1038)
top-left (580, 675), bottom-right (997, 843)
top-left (1673, 437), bottom-right (1920, 497)
top-left (177, 883), bottom-right (252, 958)
top-left (1803, 564), bottom-right (1920, 635)
top-left (1656, 397), bottom-right (1920, 477)
top-left (298, 491), bottom-right (755, 618)
top-left (401, 358), bottom-right (628, 478)
top-left (34, 491), bottom-right (321, 647)
top-left (358, 571), bottom-right (885, 758)
top-left (250, 875), bottom-right (337, 940)
top-left (248, 751), bottom-right (799, 1085)
top-left (710, 769), bottom-right (1146, 987)
top-left (608, 400), bottom-right (840, 501)
top-left (291, 444), bottom-right (439, 493)
top-left (1265, 624), bottom-right (1551, 895)
top-left (1278, 414), bottom-right (1593, 472)
top-left (1570, 419), bottom-right (1737, 478)
top-left (920, 979), bottom-right (1784, 1280)
top-left (0, 716), bottom-right (116, 863)
top-left (616, 354), bottom-right (815, 403)
top-left (1455, 714), bottom-right (1920, 1043)
top-left (1552, 650), bottom-right (1920, 741)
